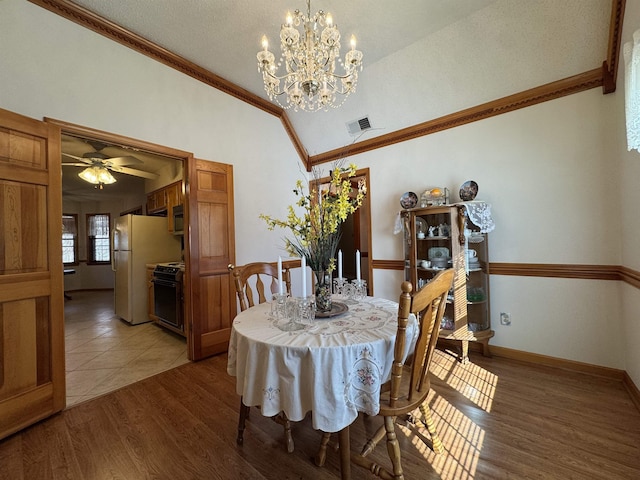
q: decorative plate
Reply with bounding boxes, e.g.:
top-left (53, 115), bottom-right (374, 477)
top-left (459, 180), bottom-right (478, 201)
top-left (400, 191), bottom-right (418, 209)
top-left (428, 246), bottom-right (450, 260)
top-left (315, 301), bottom-right (349, 319)
top-left (467, 233), bottom-right (485, 243)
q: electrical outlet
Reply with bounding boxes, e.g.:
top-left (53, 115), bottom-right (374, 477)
top-left (500, 312), bottom-right (511, 326)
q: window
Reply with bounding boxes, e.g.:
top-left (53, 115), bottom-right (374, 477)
top-left (87, 213), bottom-right (111, 264)
top-left (62, 214), bottom-right (78, 265)
top-left (625, 29), bottom-right (640, 152)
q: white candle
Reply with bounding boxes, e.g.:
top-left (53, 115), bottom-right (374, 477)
top-left (277, 256), bottom-right (283, 295)
top-left (356, 250), bottom-right (361, 281)
top-left (301, 255), bottom-right (306, 298)
top-left (338, 249), bottom-right (343, 279)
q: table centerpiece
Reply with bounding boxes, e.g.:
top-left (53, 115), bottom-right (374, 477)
top-left (260, 163), bottom-right (366, 313)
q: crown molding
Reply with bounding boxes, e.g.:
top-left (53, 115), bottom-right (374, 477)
top-left (309, 68), bottom-right (604, 166)
top-left (28, 0), bottom-right (623, 171)
top-left (26, 0), bottom-right (310, 167)
top-left (309, 0), bottom-right (624, 167)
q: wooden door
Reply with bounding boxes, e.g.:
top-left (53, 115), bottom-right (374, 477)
top-left (0, 108), bottom-right (65, 440)
top-left (187, 159), bottom-right (235, 360)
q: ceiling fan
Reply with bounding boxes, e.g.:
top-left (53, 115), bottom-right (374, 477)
top-left (62, 140), bottom-right (159, 188)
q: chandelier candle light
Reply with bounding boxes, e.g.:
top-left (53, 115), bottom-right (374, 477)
top-left (257, 0), bottom-right (363, 112)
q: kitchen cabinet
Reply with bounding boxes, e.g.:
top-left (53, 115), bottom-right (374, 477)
top-left (146, 189), bottom-right (166, 213)
top-left (146, 180), bottom-right (183, 232)
top-left (165, 182), bottom-right (182, 232)
top-left (402, 205), bottom-right (494, 361)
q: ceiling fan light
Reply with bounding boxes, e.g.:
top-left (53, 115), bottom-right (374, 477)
top-left (78, 166), bottom-right (116, 185)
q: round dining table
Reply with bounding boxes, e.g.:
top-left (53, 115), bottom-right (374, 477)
top-left (226, 294), bottom-right (418, 435)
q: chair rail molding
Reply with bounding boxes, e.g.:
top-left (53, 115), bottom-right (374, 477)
top-left (372, 260), bottom-right (640, 289)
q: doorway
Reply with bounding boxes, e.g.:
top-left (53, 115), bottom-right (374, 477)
top-left (64, 290), bottom-right (188, 406)
top-left (53, 119), bottom-right (192, 406)
top-left (318, 168), bottom-right (372, 293)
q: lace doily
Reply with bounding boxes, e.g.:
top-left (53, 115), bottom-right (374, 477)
top-left (457, 201), bottom-right (495, 233)
top-left (624, 29), bottom-right (640, 151)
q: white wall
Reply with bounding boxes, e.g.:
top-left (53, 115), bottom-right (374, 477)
top-left (0, 0), bottom-right (302, 267)
top-left (1, 0), bottom-right (636, 376)
top-left (617, 2), bottom-right (640, 388)
top-left (349, 89), bottom-right (624, 370)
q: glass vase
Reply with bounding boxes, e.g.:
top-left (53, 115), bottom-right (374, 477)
top-left (314, 270), bottom-right (333, 313)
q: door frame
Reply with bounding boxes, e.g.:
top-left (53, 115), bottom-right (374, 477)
top-left (315, 167), bottom-right (373, 294)
top-left (45, 118), bottom-right (197, 358)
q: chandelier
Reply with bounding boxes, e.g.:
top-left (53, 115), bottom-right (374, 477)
top-left (257, 0), bottom-right (363, 112)
top-left (78, 166), bottom-right (116, 189)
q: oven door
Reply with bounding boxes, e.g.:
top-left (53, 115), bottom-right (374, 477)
top-left (151, 277), bottom-right (183, 331)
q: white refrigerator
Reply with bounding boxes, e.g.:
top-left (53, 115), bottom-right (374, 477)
top-left (112, 215), bottom-right (182, 325)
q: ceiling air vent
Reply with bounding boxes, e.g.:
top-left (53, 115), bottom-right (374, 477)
top-left (346, 116), bottom-right (371, 136)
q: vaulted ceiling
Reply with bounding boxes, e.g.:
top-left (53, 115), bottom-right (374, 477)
top-left (32, 0), bottom-right (621, 169)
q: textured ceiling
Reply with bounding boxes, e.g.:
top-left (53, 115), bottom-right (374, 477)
top-left (63, 0), bottom-right (611, 157)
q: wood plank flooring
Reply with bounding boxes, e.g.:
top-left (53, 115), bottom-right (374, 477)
top-left (1, 348), bottom-right (639, 479)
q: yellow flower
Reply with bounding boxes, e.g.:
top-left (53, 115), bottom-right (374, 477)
top-left (260, 163), bottom-right (366, 272)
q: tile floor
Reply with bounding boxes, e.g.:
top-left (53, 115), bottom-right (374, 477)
top-left (64, 290), bottom-right (189, 408)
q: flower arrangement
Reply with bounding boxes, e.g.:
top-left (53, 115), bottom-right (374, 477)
top-left (260, 163), bottom-right (366, 310)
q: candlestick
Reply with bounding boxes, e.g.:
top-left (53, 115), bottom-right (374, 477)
top-left (356, 250), bottom-right (361, 281)
top-left (277, 256), bottom-right (283, 295)
top-left (338, 249), bottom-right (343, 279)
top-left (301, 255), bottom-right (306, 298)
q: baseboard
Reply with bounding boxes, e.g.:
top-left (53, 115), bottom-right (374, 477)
top-left (488, 346), bottom-right (640, 412)
top-left (64, 288), bottom-right (114, 293)
top-left (623, 372), bottom-right (640, 412)
top-left (489, 345), bottom-right (625, 380)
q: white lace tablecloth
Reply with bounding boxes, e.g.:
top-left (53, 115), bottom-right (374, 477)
top-left (227, 295), bottom-right (417, 433)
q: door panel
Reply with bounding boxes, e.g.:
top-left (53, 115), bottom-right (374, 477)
top-left (0, 108), bottom-right (64, 440)
top-left (188, 159), bottom-right (235, 360)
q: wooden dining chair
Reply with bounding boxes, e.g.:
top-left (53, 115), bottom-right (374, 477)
top-left (316, 268), bottom-right (455, 479)
top-left (230, 261), bottom-right (292, 312)
top-left (228, 261), bottom-right (295, 452)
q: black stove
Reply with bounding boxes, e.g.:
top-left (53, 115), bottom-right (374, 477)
top-left (151, 262), bottom-right (185, 335)
top-left (153, 262), bottom-right (184, 281)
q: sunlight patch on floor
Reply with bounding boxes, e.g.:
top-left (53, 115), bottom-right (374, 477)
top-left (387, 350), bottom-right (501, 479)
top-left (431, 349), bottom-right (497, 412)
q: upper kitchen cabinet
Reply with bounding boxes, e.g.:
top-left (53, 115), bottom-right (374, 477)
top-left (147, 180), bottom-right (184, 232)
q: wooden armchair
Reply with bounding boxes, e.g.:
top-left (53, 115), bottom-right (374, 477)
top-left (228, 261), bottom-right (295, 452)
top-left (316, 268), bottom-right (455, 479)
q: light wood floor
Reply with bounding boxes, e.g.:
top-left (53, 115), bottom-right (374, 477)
top-left (1, 346), bottom-right (639, 479)
top-left (64, 290), bottom-right (188, 407)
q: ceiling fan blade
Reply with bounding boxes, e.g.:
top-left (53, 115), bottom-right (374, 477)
top-left (106, 156), bottom-right (143, 167)
top-left (62, 153), bottom-right (92, 163)
top-left (62, 162), bottom-right (90, 167)
top-left (110, 165), bottom-right (159, 179)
